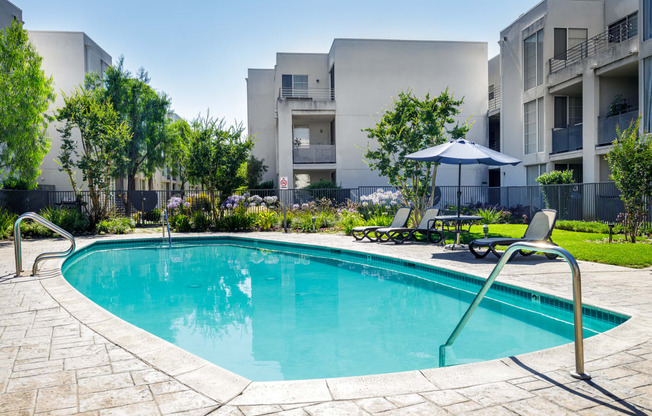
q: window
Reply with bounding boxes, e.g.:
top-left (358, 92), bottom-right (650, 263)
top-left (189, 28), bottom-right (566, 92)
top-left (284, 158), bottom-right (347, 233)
top-left (569, 97), bottom-right (583, 126)
top-left (524, 30), bottom-right (543, 90)
top-left (293, 126), bottom-right (310, 146)
top-left (554, 28), bottom-right (567, 59)
top-left (526, 164), bottom-right (546, 186)
top-left (554, 96), bottom-right (583, 128)
top-left (524, 99), bottom-right (544, 154)
top-left (646, 0), bottom-right (652, 40)
top-left (568, 29), bottom-right (588, 50)
top-left (282, 74), bottom-right (308, 97)
top-left (609, 12), bottom-right (638, 43)
top-left (488, 84), bottom-right (495, 101)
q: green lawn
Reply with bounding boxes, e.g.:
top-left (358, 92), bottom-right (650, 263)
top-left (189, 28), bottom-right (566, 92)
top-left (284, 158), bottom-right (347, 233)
top-left (455, 224), bottom-right (652, 269)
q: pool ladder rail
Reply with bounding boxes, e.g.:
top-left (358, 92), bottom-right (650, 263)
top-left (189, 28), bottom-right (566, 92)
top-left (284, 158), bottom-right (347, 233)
top-left (162, 209), bottom-right (171, 247)
top-left (14, 212), bottom-right (76, 276)
top-left (439, 241), bottom-right (591, 380)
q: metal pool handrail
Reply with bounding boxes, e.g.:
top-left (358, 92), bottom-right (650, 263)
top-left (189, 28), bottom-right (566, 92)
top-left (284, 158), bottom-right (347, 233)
top-left (162, 209), bottom-right (171, 247)
top-left (439, 241), bottom-right (590, 380)
top-left (14, 212), bottom-right (76, 276)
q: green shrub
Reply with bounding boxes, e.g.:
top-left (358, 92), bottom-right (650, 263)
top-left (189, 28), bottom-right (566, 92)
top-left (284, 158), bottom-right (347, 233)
top-left (0, 207), bottom-right (16, 239)
top-left (257, 180), bottom-right (274, 189)
top-left (216, 212), bottom-right (255, 231)
top-left (555, 220), bottom-right (624, 234)
top-left (536, 170), bottom-right (574, 185)
top-left (278, 211), bottom-right (292, 229)
top-left (96, 217), bottom-right (135, 234)
top-left (316, 211), bottom-right (336, 228)
top-left (2, 176), bottom-right (35, 190)
top-left (174, 214), bottom-right (191, 232)
top-left (256, 211), bottom-right (279, 230)
top-left (40, 207), bottom-right (90, 234)
top-left (304, 180), bottom-right (340, 190)
top-left (336, 211), bottom-right (364, 235)
top-left (20, 221), bottom-right (51, 237)
top-left (192, 210), bottom-right (212, 231)
top-left (142, 208), bottom-right (161, 223)
top-left (475, 207), bottom-right (502, 224)
top-left (365, 213), bottom-right (394, 227)
top-left (293, 211), bottom-right (316, 232)
top-left (186, 194), bottom-right (212, 212)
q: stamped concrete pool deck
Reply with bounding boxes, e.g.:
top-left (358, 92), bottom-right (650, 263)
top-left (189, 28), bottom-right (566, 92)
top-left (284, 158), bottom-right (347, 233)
top-left (1, 231), bottom-right (651, 415)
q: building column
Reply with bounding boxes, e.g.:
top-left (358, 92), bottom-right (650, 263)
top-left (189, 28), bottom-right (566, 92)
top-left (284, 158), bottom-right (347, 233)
top-left (277, 111), bottom-right (294, 189)
top-left (582, 69), bottom-right (600, 220)
top-left (582, 69), bottom-right (600, 184)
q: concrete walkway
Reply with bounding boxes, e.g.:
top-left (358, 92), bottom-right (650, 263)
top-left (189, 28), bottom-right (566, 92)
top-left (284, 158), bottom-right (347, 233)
top-left (1, 231), bottom-right (651, 415)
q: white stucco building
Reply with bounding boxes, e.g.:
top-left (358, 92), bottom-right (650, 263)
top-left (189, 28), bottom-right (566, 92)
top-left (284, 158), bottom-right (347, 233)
top-left (247, 38), bottom-right (488, 189)
top-left (28, 31), bottom-right (111, 191)
top-left (0, 0), bottom-right (20, 28)
top-left (495, 0), bottom-right (647, 187)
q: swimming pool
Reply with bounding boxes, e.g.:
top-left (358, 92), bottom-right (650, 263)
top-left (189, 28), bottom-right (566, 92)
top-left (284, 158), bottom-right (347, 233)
top-left (62, 237), bottom-right (627, 382)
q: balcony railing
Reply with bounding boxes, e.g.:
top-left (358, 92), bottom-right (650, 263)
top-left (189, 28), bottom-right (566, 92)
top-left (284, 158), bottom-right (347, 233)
top-left (279, 87), bottom-right (334, 100)
top-left (488, 86), bottom-right (500, 112)
top-left (549, 19), bottom-right (637, 74)
top-left (552, 124), bottom-right (583, 154)
top-left (293, 145), bottom-right (336, 164)
top-left (597, 108), bottom-right (639, 146)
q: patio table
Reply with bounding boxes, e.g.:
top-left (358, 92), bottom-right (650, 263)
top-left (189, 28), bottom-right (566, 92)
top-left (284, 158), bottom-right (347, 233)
top-left (434, 215), bottom-right (482, 249)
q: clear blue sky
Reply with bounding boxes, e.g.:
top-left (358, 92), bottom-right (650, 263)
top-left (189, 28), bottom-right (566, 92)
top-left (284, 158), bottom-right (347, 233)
top-left (16, 0), bottom-right (541, 127)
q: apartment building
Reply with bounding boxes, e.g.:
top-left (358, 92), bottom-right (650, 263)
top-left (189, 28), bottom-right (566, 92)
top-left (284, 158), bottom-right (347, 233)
top-left (247, 39), bottom-right (488, 189)
top-left (0, 0), bottom-right (20, 28)
top-left (28, 31), bottom-right (112, 191)
top-left (495, 0), bottom-right (645, 187)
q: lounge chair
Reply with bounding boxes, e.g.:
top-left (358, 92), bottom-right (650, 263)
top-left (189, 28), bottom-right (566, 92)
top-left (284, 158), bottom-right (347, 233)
top-left (376, 207), bottom-right (442, 244)
top-left (351, 207), bottom-right (412, 242)
top-left (468, 209), bottom-right (558, 259)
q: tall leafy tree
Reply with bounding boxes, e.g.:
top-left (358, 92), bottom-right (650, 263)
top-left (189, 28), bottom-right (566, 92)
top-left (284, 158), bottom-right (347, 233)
top-left (606, 116), bottom-right (652, 243)
top-left (102, 56), bottom-right (172, 192)
top-left (56, 78), bottom-right (130, 225)
top-left (186, 113), bottom-right (253, 218)
top-left (364, 89), bottom-right (469, 223)
top-left (246, 155), bottom-right (268, 188)
top-left (0, 20), bottom-right (55, 188)
top-left (166, 118), bottom-right (192, 190)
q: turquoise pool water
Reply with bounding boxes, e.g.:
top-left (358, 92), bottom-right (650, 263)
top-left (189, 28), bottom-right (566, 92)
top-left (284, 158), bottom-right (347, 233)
top-left (62, 238), bottom-right (627, 381)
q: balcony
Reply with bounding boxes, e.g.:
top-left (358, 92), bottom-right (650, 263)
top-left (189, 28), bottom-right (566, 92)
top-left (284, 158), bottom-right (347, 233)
top-left (293, 145), bottom-right (336, 164)
top-left (279, 87), bottom-right (334, 101)
top-left (552, 124), bottom-right (583, 154)
top-left (548, 19), bottom-right (637, 74)
top-left (488, 85), bottom-right (500, 113)
top-left (597, 108), bottom-right (639, 146)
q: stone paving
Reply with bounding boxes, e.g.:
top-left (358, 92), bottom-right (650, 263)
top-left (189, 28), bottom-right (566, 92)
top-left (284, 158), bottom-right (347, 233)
top-left (0, 232), bottom-right (651, 415)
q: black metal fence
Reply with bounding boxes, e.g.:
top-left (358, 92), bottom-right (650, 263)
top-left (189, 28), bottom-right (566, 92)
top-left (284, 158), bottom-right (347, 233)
top-left (0, 182), bottom-right (648, 225)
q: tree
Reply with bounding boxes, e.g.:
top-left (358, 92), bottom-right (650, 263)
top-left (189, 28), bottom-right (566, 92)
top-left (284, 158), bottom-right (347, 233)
top-left (363, 89), bottom-right (469, 223)
top-left (166, 118), bottom-right (192, 190)
top-left (246, 155), bottom-right (268, 188)
top-left (606, 116), bottom-right (652, 243)
top-left (0, 20), bottom-right (55, 188)
top-left (56, 81), bottom-right (130, 225)
top-left (536, 169), bottom-right (575, 215)
top-left (186, 113), bottom-right (253, 218)
top-left (102, 57), bottom-right (172, 193)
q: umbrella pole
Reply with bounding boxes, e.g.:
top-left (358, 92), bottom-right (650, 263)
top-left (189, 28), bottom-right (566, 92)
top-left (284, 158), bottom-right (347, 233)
top-left (456, 161), bottom-right (461, 245)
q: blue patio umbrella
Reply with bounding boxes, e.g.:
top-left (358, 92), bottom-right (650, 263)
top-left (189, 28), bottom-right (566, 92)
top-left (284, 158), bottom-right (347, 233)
top-left (406, 138), bottom-right (521, 219)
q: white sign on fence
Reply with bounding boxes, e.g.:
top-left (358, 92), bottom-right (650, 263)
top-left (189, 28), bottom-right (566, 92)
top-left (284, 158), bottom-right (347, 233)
top-left (280, 176), bottom-right (289, 189)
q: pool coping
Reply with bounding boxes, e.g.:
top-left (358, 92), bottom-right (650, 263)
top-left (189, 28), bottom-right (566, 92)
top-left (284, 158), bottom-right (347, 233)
top-left (38, 233), bottom-right (652, 406)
